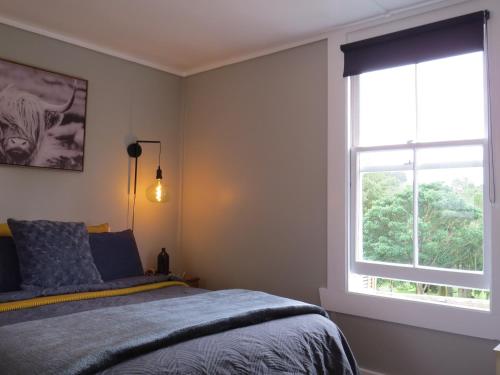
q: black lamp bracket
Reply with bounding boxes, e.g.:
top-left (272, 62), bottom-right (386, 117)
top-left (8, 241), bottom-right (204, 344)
top-left (127, 140), bottom-right (161, 158)
top-left (127, 140), bottom-right (162, 196)
top-left (127, 140), bottom-right (163, 231)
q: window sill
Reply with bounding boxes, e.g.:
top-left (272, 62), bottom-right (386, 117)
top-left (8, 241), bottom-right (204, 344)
top-left (319, 287), bottom-right (499, 340)
top-left (350, 285), bottom-right (489, 311)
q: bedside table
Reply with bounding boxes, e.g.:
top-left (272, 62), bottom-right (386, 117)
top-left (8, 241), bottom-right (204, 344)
top-left (183, 275), bottom-right (200, 288)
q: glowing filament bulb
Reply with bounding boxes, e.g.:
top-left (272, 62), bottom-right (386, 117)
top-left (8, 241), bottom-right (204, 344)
top-left (146, 167), bottom-right (169, 203)
top-left (155, 180), bottom-right (162, 202)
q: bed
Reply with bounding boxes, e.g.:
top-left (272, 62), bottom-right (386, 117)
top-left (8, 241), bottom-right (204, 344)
top-left (0, 220), bottom-right (359, 375)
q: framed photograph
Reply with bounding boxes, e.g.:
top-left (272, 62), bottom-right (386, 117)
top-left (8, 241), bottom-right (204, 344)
top-left (0, 58), bottom-right (87, 171)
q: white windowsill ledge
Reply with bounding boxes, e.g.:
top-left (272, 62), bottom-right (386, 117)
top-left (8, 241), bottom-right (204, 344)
top-left (320, 287), bottom-right (500, 340)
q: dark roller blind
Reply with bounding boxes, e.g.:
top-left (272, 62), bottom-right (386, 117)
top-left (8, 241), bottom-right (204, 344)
top-left (341, 10), bottom-right (489, 77)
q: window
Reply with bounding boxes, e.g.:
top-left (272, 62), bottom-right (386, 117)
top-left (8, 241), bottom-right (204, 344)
top-left (348, 52), bottom-right (490, 310)
top-left (320, 10), bottom-right (500, 339)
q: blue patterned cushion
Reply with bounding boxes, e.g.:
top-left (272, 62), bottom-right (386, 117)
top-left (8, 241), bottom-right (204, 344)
top-left (89, 230), bottom-right (144, 281)
top-left (0, 237), bottom-right (22, 292)
top-left (7, 219), bottom-right (103, 290)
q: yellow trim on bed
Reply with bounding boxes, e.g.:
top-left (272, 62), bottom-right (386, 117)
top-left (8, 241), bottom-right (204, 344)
top-left (0, 281), bottom-right (188, 313)
top-left (0, 222), bottom-right (110, 237)
top-left (0, 223), bottom-right (12, 237)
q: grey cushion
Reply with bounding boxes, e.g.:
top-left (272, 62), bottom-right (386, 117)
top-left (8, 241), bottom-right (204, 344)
top-left (7, 219), bottom-right (103, 290)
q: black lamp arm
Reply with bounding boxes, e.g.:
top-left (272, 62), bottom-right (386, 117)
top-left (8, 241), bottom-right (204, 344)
top-left (127, 140), bottom-right (162, 196)
top-left (127, 140), bottom-right (163, 231)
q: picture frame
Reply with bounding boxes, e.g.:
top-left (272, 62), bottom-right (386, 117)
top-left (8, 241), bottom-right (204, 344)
top-left (0, 58), bottom-right (87, 172)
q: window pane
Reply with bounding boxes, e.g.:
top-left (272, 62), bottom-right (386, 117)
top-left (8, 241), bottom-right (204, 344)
top-left (417, 145), bottom-right (483, 169)
top-left (359, 149), bottom-right (413, 172)
top-left (359, 65), bottom-right (416, 146)
top-left (349, 274), bottom-right (490, 311)
top-left (417, 52), bottom-right (485, 142)
top-left (361, 171), bottom-right (413, 265)
top-left (417, 149), bottom-right (483, 271)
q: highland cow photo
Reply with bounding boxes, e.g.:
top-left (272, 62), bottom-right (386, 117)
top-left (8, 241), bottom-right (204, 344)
top-left (0, 59), bottom-right (87, 171)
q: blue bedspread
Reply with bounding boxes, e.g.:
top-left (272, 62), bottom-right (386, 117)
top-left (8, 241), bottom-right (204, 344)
top-left (0, 279), bottom-right (359, 375)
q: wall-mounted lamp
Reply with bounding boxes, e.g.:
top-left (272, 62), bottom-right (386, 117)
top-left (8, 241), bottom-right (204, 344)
top-left (127, 140), bottom-right (169, 230)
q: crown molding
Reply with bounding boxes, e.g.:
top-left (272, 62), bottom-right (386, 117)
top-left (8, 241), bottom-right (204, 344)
top-left (182, 33), bottom-right (329, 77)
top-left (0, 0), bottom-right (471, 78)
top-left (0, 15), bottom-right (186, 77)
top-left (183, 0), bottom-right (471, 76)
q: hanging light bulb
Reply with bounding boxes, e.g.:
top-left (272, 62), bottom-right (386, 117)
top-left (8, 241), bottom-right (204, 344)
top-left (146, 166), bottom-right (169, 203)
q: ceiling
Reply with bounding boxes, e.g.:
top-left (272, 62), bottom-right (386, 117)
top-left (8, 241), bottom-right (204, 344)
top-left (0, 0), bottom-right (456, 76)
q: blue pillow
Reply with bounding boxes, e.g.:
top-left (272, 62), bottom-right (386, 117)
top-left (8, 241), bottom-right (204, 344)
top-left (7, 219), bottom-right (103, 290)
top-left (89, 230), bottom-right (144, 281)
top-left (0, 236), bottom-right (22, 292)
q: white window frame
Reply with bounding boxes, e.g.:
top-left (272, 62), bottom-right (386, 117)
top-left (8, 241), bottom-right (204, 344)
top-left (349, 71), bottom-right (491, 292)
top-left (320, 5), bottom-right (500, 339)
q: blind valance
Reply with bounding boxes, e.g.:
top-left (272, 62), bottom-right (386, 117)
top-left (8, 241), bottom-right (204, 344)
top-left (341, 10), bottom-right (489, 77)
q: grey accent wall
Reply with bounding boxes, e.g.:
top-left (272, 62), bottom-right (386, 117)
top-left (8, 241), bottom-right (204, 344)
top-left (0, 23), bottom-right (182, 270)
top-left (180, 40), bottom-right (497, 375)
top-left (333, 312), bottom-right (496, 375)
top-left (181, 41), bottom-right (328, 304)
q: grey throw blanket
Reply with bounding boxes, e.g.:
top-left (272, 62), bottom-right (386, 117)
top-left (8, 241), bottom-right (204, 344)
top-left (0, 289), bottom-right (328, 375)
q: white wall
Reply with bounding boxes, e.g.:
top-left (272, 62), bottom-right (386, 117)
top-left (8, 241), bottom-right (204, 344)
top-left (0, 23), bottom-right (182, 271)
